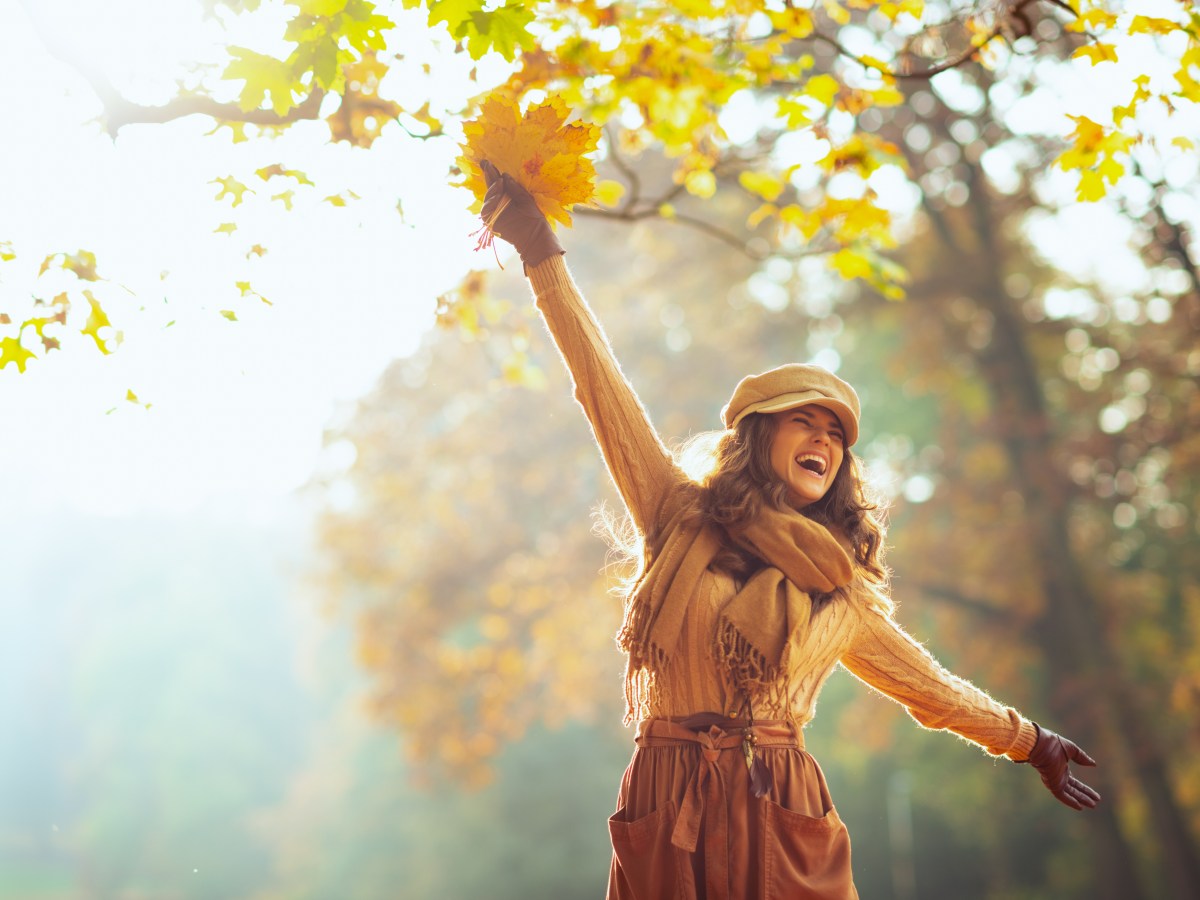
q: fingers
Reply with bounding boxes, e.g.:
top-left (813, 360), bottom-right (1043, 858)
top-left (1056, 776), bottom-right (1101, 811)
top-left (1066, 742), bottom-right (1098, 767)
top-left (1070, 776), bottom-right (1102, 806)
top-left (480, 159), bottom-right (499, 186)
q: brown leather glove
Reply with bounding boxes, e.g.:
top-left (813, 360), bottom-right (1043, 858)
top-left (479, 160), bottom-right (564, 270)
top-left (1023, 724), bottom-right (1101, 811)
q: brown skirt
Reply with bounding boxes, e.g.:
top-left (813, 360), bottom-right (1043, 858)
top-left (606, 714), bottom-right (857, 900)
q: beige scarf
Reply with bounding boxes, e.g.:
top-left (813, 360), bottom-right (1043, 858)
top-left (617, 501), bottom-right (854, 718)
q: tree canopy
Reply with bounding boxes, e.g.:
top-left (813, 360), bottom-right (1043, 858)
top-left (2, 0), bottom-right (1197, 374)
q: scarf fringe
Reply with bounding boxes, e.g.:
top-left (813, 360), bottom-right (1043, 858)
top-left (618, 593), bottom-right (672, 724)
top-left (715, 618), bottom-right (792, 714)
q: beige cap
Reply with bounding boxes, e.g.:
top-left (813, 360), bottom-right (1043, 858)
top-left (720, 363), bottom-right (861, 446)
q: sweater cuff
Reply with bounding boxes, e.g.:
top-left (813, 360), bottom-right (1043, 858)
top-left (1006, 718), bottom-right (1040, 762)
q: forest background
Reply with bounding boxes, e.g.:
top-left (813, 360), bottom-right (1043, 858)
top-left (2, 0), bottom-right (1198, 898)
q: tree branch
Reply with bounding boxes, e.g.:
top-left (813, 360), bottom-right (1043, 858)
top-left (904, 581), bottom-right (1020, 624)
top-left (18, 0), bottom-right (325, 135)
top-left (797, 0), bottom-right (1071, 82)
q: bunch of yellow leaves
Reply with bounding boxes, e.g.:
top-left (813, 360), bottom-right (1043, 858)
top-left (458, 94), bottom-right (600, 247)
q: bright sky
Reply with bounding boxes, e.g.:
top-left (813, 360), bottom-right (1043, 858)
top-left (0, 0), bottom-right (490, 519)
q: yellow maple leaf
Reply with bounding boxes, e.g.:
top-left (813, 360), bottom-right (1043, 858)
top-left (1073, 43), bottom-right (1118, 66)
top-left (458, 93), bottom-right (601, 229)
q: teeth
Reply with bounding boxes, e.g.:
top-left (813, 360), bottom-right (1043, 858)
top-left (797, 454), bottom-right (826, 475)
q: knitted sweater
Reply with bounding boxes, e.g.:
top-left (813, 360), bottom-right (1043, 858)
top-left (528, 255), bottom-right (1038, 762)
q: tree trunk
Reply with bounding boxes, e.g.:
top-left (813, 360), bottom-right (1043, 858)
top-left (972, 279), bottom-right (1200, 899)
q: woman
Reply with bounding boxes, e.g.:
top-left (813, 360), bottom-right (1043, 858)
top-left (478, 162), bottom-right (1100, 900)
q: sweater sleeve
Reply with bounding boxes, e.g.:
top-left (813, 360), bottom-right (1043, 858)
top-left (526, 255), bottom-right (682, 534)
top-left (840, 603), bottom-right (1039, 761)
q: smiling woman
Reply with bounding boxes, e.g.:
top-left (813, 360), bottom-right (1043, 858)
top-left (477, 162), bottom-right (1102, 900)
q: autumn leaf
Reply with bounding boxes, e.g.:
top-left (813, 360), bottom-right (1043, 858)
top-left (224, 47), bottom-right (298, 115)
top-left (215, 222), bottom-right (238, 235)
top-left (38, 249), bottom-right (100, 281)
top-left (211, 175), bottom-right (254, 207)
top-left (255, 165), bottom-right (314, 185)
top-left (80, 291), bottom-right (117, 354)
top-left (0, 335), bottom-right (35, 373)
top-left (458, 93), bottom-right (600, 229)
top-left (1073, 43), bottom-right (1118, 67)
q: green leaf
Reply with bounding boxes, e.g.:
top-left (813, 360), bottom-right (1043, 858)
top-left (465, 4), bottom-right (535, 62)
top-left (312, 38), bottom-right (340, 88)
top-left (223, 47), bottom-right (298, 115)
top-left (341, 3), bottom-right (394, 53)
top-left (428, 0), bottom-right (484, 34)
top-left (294, 0), bottom-right (347, 15)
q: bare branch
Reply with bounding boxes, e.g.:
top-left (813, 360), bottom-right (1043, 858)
top-left (17, 0), bottom-right (325, 135)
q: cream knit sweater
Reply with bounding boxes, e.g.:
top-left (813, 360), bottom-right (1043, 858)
top-left (528, 255), bottom-right (1037, 762)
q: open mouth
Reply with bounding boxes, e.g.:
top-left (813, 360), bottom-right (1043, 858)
top-left (796, 454), bottom-right (827, 476)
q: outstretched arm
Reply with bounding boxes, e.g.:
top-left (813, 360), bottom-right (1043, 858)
top-left (841, 605), bottom-right (1038, 758)
top-left (841, 602), bottom-right (1100, 809)
top-left (481, 164), bottom-right (681, 535)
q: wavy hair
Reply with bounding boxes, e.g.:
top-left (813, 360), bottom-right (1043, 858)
top-left (674, 411), bottom-right (889, 591)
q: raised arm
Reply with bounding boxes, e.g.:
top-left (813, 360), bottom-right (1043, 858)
top-left (480, 163), bottom-right (681, 534)
top-left (841, 601), bottom-right (1100, 810)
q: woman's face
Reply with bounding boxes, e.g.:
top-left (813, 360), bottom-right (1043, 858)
top-left (768, 405), bottom-right (845, 508)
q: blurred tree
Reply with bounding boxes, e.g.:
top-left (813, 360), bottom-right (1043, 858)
top-left (3, 0), bottom-right (1196, 373)
top-left (317, 116), bottom-right (1198, 900)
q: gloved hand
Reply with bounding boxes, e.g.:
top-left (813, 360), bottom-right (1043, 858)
top-left (1024, 724), bottom-right (1101, 811)
top-left (479, 160), bottom-right (564, 270)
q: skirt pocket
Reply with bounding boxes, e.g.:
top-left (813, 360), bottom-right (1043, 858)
top-left (608, 801), bottom-right (691, 900)
top-left (761, 798), bottom-right (856, 900)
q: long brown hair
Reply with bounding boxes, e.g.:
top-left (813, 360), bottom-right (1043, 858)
top-left (600, 410), bottom-right (889, 604)
top-left (676, 410), bottom-right (889, 589)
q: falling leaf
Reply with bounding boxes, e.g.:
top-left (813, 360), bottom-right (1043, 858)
top-left (80, 291), bottom-right (116, 354)
top-left (211, 175), bottom-right (254, 207)
top-left (255, 165), bottom-right (314, 185)
top-left (0, 335), bottom-right (35, 373)
top-left (215, 222), bottom-right (238, 235)
top-left (125, 389), bottom-right (151, 409)
top-left (38, 250), bottom-right (100, 281)
top-left (458, 93), bottom-right (600, 228)
top-left (220, 310), bottom-right (239, 321)
top-left (272, 190), bottom-right (296, 210)
top-left (247, 244), bottom-right (268, 258)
